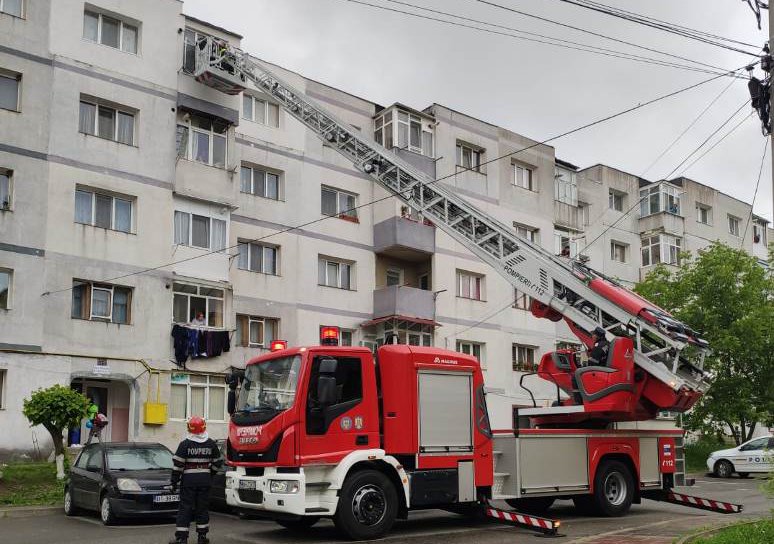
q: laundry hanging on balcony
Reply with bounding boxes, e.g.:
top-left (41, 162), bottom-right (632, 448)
top-left (171, 325), bottom-right (231, 366)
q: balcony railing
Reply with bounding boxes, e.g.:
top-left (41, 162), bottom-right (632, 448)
top-left (373, 285), bottom-right (435, 322)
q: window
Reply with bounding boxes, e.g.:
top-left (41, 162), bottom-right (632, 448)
top-left (240, 165), bottom-right (280, 200)
top-left (172, 282), bottom-right (224, 328)
top-left (457, 270), bottom-right (484, 301)
top-left (0, 269), bottom-right (11, 309)
top-left (306, 356), bottom-right (363, 434)
top-left (173, 211), bottom-right (226, 251)
top-left (512, 344), bottom-right (536, 371)
top-left (237, 241), bottom-right (278, 275)
top-left (640, 183), bottom-right (681, 217)
top-left (515, 224), bottom-right (539, 243)
top-left (385, 267), bottom-right (403, 287)
top-left (236, 315), bottom-right (278, 347)
top-left (319, 326), bottom-right (354, 346)
top-left (554, 168), bottom-right (577, 204)
top-left (641, 234), bottom-right (682, 266)
top-left (456, 142), bottom-right (483, 172)
top-left (0, 0), bottom-right (23, 17)
top-left (555, 226), bottom-right (581, 257)
top-left (318, 257), bottom-right (353, 290)
top-left (609, 189), bottom-right (625, 212)
top-left (176, 113), bottom-right (228, 168)
top-left (321, 186), bottom-right (357, 220)
top-left (242, 94), bottom-right (280, 127)
top-left (169, 374), bottom-right (226, 422)
top-left (83, 10), bottom-right (138, 54)
top-left (0, 169), bottom-right (11, 210)
top-left (728, 215), bottom-right (741, 237)
top-left (456, 341), bottom-right (483, 364)
top-left (0, 369), bottom-right (5, 409)
top-left (182, 29), bottom-right (207, 73)
top-left (0, 71), bottom-right (20, 111)
top-left (753, 223), bottom-right (767, 245)
top-left (696, 203), bottom-right (712, 225)
top-left (511, 163), bottom-right (533, 190)
top-left (513, 288), bottom-right (531, 310)
top-left (610, 241), bottom-right (628, 263)
top-left (71, 280), bottom-right (132, 324)
top-left (374, 109), bottom-right (433, 157)
top-left (79, 100), bottom-right (135, 145)
top-left (74, 188), bottom-right (133, 232)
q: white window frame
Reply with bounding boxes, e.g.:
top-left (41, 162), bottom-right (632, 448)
top-left (0, 268), bottom-right (11, 310)
top-left (374, 109), bottom-right (433, 157)
top-left (456, 340), bottom-right (483, 367)
top-left (554, 169), bottom-right (577, 204)
top-left (640, 183), bottom-right (682, 217)
top-left (728, 215), bottom-right (741, 237)
top-left (176, 114), bottom-right (228, 168)
top-left (385, 267), bottom-right (403, 287)
top-left (172, 282), bottom-right (225, 328)
top-left (71, 280), bottom-right (131, 324)
top-left (237, 241), bottom-right (279, 275)
top-left (0, 71), bottom-right (21, 112)
top-left (513, 288), bottom-right (531, 310)
top-left (321, 186), bottom-right (358, 219)
top-left (248, 317), bottom-right (267, 347)
top-left (83, 10), bottom-right (138, 54)
top-left (610, 241), bottom-right (628, 263)
top-left (240, 164), bottom-right (281, 200)
top-left (0, 168), bottom-right (12, 211)
top-left (0, 0), bottom-right (23, 18)
top-left (609, 189), bottom-right (624, 212)
top-left (457, 270), bottom-right (484, 301)
top-left (641, 234), bottom-right (681, 266)
top-left (173, 210), bottom-right (227, 251)
top-left (75, 188), bottom-right (133, 233)
top-left (79, 99), bottom-right (135, 145)
top-left (696, 203), bottom-right (712, 225)
top-left (512, 344), bottom-right (536, 372)
top-left (512, 163), bottom-right (534, 190)
top-left (241, 93), bottom-right (280, 127)
top-left (753, 223), bottom-right (767, 245)
top-left (515, 224), bottom-right (539, 243)
top-left (169, 374), bottom-right (227, 422)
top-left (318, 257), bottom-right (354, 290)
top-left (456, 142), bottom-right (484, 172)
top-left (555, 226), bottom-right (582, 257)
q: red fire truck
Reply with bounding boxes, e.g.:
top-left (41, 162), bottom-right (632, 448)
top-left (186, 37), bottom-right (742, 539)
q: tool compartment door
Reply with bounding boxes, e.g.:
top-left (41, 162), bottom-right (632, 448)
top-left (519, 436), bottom-right (589, 493)
top-left (418, 371), bottom-right (473, 453)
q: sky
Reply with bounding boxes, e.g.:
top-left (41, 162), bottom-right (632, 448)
top-left (182, 0), bottom-right (773, 222)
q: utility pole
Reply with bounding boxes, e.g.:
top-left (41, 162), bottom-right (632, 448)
top-left (770, 5), bottom-right (774, 217)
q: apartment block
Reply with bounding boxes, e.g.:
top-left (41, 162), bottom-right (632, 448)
top-left (0, 0), bottom-right (769, 456)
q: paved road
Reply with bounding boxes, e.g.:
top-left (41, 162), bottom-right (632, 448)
top-left (1, 475), bottom-right (770, 544)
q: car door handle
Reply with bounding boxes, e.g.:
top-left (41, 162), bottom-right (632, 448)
top-left (355, 435), bottom-right (369, 446)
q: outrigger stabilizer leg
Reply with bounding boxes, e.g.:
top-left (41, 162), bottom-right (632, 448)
top-left (646, 490), bottom-right (743, 514)
top-left (484, 501), bottom-right (563, 537)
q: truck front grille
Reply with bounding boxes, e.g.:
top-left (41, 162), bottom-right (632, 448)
top-left (238, 489), bottom-right (264, 504)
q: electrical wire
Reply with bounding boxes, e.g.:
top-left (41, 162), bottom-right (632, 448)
top-left (678, 111), bottom-right (755, 177)
top-left (41, 63), bottom-right (748, 297)
top-left (442, 298), bottom-right (516, 340)
top-left (739, 139), bottom-right (769, 247)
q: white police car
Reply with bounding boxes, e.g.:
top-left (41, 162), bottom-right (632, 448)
top-left (706, 434), bottom-right (773, 478)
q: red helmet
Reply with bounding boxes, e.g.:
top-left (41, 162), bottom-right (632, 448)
top-left (187, 416), bottom-right (206, 434)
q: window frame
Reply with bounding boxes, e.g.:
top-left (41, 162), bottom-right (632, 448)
top-left (374, 109), bottom-right (433, 157)
top-left (0, 368), bottom-right (6, 409)
top-left (728, 214), bottom-right (741, 237)
top-left (512, 163), bottom-right (534, 191)
top-left (456, 340), bottom-right (483, 367)
top-left (79, 99), bottom-right (135, 145)
top-left (513, 288), bottom-right (531, 310)
top-left (0, 71), bottom-right (21, 112)
top-left (608, 189), bottom-right (625, 212)
top-left (82, 9), bottom-right (139, 54)
top-left (639, 183), bottom-right (682, 217)
top-left (71, 280), bottom-right (132, 324)
top-left (641, 234), bottom-right (681, 266)
top-left (610, 240), bottom-right (628, 263)
top-left (172, 282), bottom-right (225, 328)
top-left (696, 203), bottom-right (712, 225)
top-left (456, 142), bottom-right (484, 173)
top-left (318, 257), bottom-right (354, 290)
top-left (321, 186), bottom-right (358, 220)
top-left (169, 374), bottom-right (227, 422)
top-left (0, 0), bottom-right (23, 18)
top-left (241, 93), bottom-right (280, 127)
top-left (176, 113), bottom-right (228, 168)
top-left (240, 164), bottom-right (281, 200)
top-left (237, 240), bottom-right (279, 275)
top-left (0, 168), bottom-right (12, 211)
top-left (0, 268), bottom-right (11, 310)
top-left (456, 270), bottom-right (484, 301)
top-left (554, 169), bottom-right (578, 205)
top-left (515, 224), bottom-right (539, 243)
top-left (173, 210), bottom-right (227, 251)
top-left (74, 188), bottom-right (133, 233)
top-left (512, 344), bottom-right (537, 372)
top-left (236, 314), bottom-right (278, 348)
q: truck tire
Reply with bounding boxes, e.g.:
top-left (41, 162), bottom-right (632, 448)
top-left (505, 497), bottom-right (555, 515)
top-left (591, 460), bottom-right (634, 517)
top-left (714, 460), bottom-right (734, 478)
top-left (333, 469), bottom-right (398, 540)
top-left (276, 516), bottom-right (320, 530)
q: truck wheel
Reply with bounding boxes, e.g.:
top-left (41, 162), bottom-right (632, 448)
top-left (505, 497), bottom-right (555, 515)
top-left (276, 516), bottom-right (320, 530)
top-left (714, 460), bottom-right (734, 478)
top-left (334, 470), bottom-right (398, 540)
top-left (592, 460), bottom-right (634, 517)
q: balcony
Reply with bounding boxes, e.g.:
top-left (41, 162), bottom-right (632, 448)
top-left (374, 216), bottom-right (435, 260)
top-left (373, 285), bottom-right (435, 322)
top-left (175, 158), bottom-right (236, 206)
top-left (554, 201), bottom-right (581, 230)
top-left (639, 211), bottom-right (684, 236)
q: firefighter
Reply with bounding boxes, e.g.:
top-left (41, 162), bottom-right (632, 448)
top-left (588, 326), bottom-right (610, 366)
top-left (169, 416), bottom-right (222, 544)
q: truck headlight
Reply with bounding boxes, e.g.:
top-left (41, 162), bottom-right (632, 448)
top-left (269, 480), bottom-right (299, 494)
top-left (225, 476), bottom-right (236, 489)
top-left (116, 478), bottom-right (142, 491)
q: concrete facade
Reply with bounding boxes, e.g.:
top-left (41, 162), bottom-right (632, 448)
top-left (0, 0), bottom-right (770, 457)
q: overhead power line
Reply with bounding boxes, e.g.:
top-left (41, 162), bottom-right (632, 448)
top-left (42, 64), bottom-right (748, 297)
top-left (678, 112), bottom-right (755, 177)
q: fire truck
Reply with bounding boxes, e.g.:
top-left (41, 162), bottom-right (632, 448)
top-left (187, 38), bottom-right (742, 539)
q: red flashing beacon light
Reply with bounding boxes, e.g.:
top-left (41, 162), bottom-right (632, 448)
top-left (320, 326), bottom-right (340, 346)
top-left (270, 340), bottom-right (288, 351)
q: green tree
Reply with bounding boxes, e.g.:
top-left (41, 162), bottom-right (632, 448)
top-left (22, 385), bottom-right (90, 479)
top-left (635, 242), bottom-right (773, 445)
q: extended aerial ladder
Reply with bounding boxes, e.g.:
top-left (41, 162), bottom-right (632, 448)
top-left (191, 37), bottom-right (711, 423)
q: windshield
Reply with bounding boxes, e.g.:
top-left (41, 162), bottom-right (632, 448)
top-left (238, 355), bottom-right (302, 413)
top-left (107, 447), bottom-right (173, 470)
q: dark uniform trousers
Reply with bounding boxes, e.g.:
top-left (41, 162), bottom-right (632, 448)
top-left (176, 486), bottom-right (211, 536)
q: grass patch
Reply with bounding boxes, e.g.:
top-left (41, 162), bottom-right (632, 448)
top-left (684, 436), bottom-right (727, 474)
top-left (0, 462), bottom-right (64, 507)
top-left (692, 518), bottom-right (774, 544)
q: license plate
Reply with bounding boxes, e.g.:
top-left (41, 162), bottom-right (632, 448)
top-left (239, 480), bottom-right (256, 490)
top-left (154, 494), bottom-right (179, 503)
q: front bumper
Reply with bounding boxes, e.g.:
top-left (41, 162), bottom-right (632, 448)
top-left (225, 467), bottom-right (309, 516)
top-left (108, 492), bottom-right (179, 517)
top-left (706, 456), bottom-right (717, 472)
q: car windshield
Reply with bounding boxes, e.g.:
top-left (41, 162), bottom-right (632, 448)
top-left (106, 447), bottom-right (173, 471)
top-left (237, 355), bottom-right (302, 413)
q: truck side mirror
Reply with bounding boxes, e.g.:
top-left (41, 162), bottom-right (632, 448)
top-left (317, 375), bottom-right (338, 406)
top-left (227, 390), bottom-right (236, 415)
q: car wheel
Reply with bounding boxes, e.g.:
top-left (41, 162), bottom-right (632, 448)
top-left (737, 472), bottom-right (750, 479)
top-left (276, 516), bottom-right (320, 530)
top-left (591, 460), bottom-right (634, 517)
top-left (63, 487), bottom-right (79, 516)
top-left (714, 460), bottom-right (734, 479)
top-left (100, 495), bottom-right (118, 525)
top-left (333, 469), bottom-right (398, 540)
top-left (505, 497), bottom-right (555, 515)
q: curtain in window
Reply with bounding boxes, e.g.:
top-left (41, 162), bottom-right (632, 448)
top-left (240, 167), bottom-right (252, 193)
top-left (0, 75), bottom-right (17, 111)
top-left (266, 173), bottom-right (279, 200)
top-left (91, 288), bottom-right (111, 318)
top-left (321, 189), bottom-right (337, 216)
top-left (237, 243), bottom-right (248, 269)
top-left (95, 194), bottom-right (112, 229)
top-left (212, 135), bottom-right (226, 168)
top-left (242, 94), bottom-right (253, 120)
top-left (98, 106), bottom-right (115, 139)
top-left (112, 288), bottom-right (128, 324)
top-left (249, 320), bottom-right (264, 345)
top-left (249, 243), bottom-right (262, 272)
top-left (176, 125), bottom-right (189, 158)
top-left (71, 283), bottom-right (86, 318)
top-left (3, 0), bottom-right (22, 17)
top-left (117, 112), bottom-right (134, 145)
top-left (100, 16), bottom-right (120, 48)
top-left (174, 211), bottom-right (189, 245)
top-left (338, 192), bottom-right (355, 217)
top-left (265, 320), bottom-right (276, 344)
top-left (79, 102), bottom-right (96, 134)
top-left (0, 173), bottom-right (9, 207)
top-left (267, 103), bottom-right (279, 127)
top-left (114, 198), bottom-right (132, 233)
top-left (193, 131), bottom-right (209, 163)
top-left (121, 24), bottom-right (138, 53)
top-left (254, 99), bottom-right (266, 124)
top-left (410, 120), bottom-right (421, 148)
top-left (327, 261), bottom-right (339, 287)
top-left (208, 298), bottom-right (223, 328)
top-left (173, 294), bottom-right (188, 323)
top-left (253, 170), bottom-right (266, 197)
top-left (318, 260), bottom-right (326, 285)
top-left (190, 387), bottom-right (205, 418)
top-left (340, 263), bottom-right (351, 290)
top-left (74, 190), bottom-right (93, 224)
top-left (208, 387), bottom-right (225, 420)
top-left (263, 246), bottom-right (276, 275)
top-left (191, 215), bottom-right (209, 248)
top-left (169, 384), bottom-right (187, 419)
top-left (211, 218), bottom-right (226, 251)
top-left (183, 30), bottom-right (196, 73)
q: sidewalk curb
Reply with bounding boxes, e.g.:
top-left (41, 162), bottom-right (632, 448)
top-left (0, 505), bottom-right (61, 519)
top-left (675, 518), bottom-right (765, 544)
